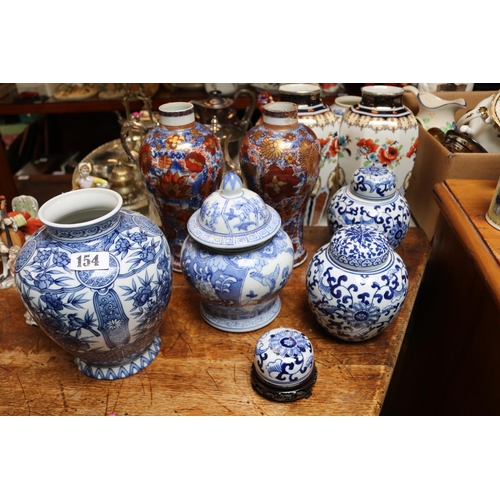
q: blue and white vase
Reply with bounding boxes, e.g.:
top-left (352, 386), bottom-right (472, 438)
top-left (181, 172), bottom-right (294, 333)
top-left (306, 225), bottom-right (408, 342)
top-left (327, 165), bottom-right (410, 249)
top-left (251, 327), bottom-right (317, 402)
top-left (14, 188), bottom-right (173, 379)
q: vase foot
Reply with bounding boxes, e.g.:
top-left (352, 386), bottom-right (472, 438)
top-left (200, 297), bottom-right (281, 333)
top-left (74, 334), bottom-right (162, 380)
top-left (293, 249), bottom-right (308, 268)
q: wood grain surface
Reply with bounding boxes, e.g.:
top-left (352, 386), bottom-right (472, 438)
top-left (435, 179), bottom-right (500, 309)
top-left (0, 226), bottom-right (430, 416)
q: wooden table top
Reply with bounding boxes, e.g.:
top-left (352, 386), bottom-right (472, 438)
top-left (0, 226), bottom-right (430, 416)
top-left (434, 179), bottom-right (500, 310)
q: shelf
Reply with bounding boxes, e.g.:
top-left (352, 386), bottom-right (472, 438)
top-left (0, 88), bottom-right (260, 116)
top-left (0, 86), bottom-right (337, 116)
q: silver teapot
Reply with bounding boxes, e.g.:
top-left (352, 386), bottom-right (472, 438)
top-left (192, 88), bottom-right (256, 164)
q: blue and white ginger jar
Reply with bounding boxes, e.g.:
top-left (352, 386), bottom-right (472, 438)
top-left (327, 165), bottom-right (410, 249)
top-left (251, 327), bottom-right (317, 402)
top-left (14, 188), bottom-right (173, 379)
top-left (306, 225), bottom-right (408, 342)
top-left (181, 171), bottom-right (294, 333)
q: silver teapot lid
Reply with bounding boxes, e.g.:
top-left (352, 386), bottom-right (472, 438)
top-left (187, 172), bottom-right (281, 249)
top-left (191, 90), bottom-right (235, 111)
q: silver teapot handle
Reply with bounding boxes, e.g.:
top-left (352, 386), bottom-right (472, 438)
top-left (120, 118), bottom-right (148, 164)
top-left (233, 88), bottom-right (257, 133)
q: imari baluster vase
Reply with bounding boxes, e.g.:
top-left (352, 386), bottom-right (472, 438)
top-left (338, 85), bottom-right (419, 195)
top-left (14, 188), bottom-right (173, 379)
top-left (139, 102), bottom-right (223, 272)
top-left (240, 101), bottom-right (321, 267)
top-left (278, 83), bottom-right (343, 226)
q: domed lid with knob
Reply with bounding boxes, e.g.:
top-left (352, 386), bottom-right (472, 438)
top-left (350, 165), bottom-right (397, 200)
top-left (327, 225), bottom-right (391, 270)
top-left (187, 171), bottom-right (282, 249)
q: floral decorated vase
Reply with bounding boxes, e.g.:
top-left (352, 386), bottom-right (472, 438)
top-left (139, 102), bottom-right (223, 272)
top-left (278, 84), bottom-right (343, 226)
top-left (306, 224), bottom-right (408, 342)
top-left (338, 85), bottom-right (419, 196)
top-left (327, 165), bottom-right (410, 249)
top-left (181, 172), bottom-right (294, 333)
top-left (240, 101), bottom-right (321, 267)
top-left (14, 188), bottom-right (173, 379)
top-left (251, 327), bottom-right (317, 402)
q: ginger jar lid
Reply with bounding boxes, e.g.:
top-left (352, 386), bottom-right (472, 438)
top-left (251, 327), bottom-right (317, 402)
top-left (327, 225), bottom-right (391, 270)
top-left (187, 171), bottom-right (281, 249)
top-left (350, 166), bottom-right (397, 199)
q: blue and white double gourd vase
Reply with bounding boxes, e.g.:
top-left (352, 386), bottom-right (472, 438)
top-left (327, 165), bottom-right (410, 249)
top-left (306, 225), bottom-right (408, 342)
top-left (181, 171), bottom-right (294, 333)
top-left (14, 188), bottom-right (173, 379)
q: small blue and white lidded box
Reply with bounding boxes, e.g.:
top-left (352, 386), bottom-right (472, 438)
top-left (251, 327), bottom-right (317, 402)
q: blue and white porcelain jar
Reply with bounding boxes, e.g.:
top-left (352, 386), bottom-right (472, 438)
top-left (14, 188), bottom-right (173, 379)
top-left (306, 225), bottom-right (408, 342)
top-left (327, 165), bottom-right (410, 249)
top-left (251, 327), bottom-right (317, 402)
top-left (181, 172), bottom-right (294, 333)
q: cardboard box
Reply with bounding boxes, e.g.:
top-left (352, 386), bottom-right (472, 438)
top-left (403, 90), bottom-right (500, 241)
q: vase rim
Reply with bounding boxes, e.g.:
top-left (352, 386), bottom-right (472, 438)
top-left (262, 101), bottom-right (298, 125)
top-left (159, 102), bottom-right (195, 127)
top-left (361, 85), bottom-right (404, 97)
top-left (278, 83), bottom-right (321, 95)
top-left (38, 188), bottom-right (123, 229)
top-left (158, 102), bottom-right (194, 114)
top-left (264, 101), bottom-right (298, 112)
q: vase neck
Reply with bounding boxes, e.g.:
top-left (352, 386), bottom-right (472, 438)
top-left (38, 189), bottom-right (123, 241)
top-left (159, 102), bottom-right (195, 127)
top-left (278, 83), bottom-right (323, 108)
top-left (262, 102), bottom-right (298, 127)
top-left (360, 85), bottom-right (405, 110)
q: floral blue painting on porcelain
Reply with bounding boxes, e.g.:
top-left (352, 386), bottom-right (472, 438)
top-left (14, 188), bottom-right (173, 379)
top-left (327, 165), bottom-right (410, 249)
top-left (306, 225), bottom-right (408, 342)
top-left (251, 327), bottom-right (317, 402)
top-left (181, 172), bottom-right (294, 333)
